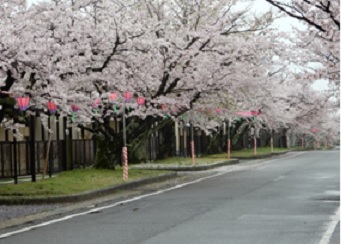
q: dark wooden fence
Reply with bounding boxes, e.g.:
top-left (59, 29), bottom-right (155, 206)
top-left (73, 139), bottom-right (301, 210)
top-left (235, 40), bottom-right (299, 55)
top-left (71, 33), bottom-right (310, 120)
top-left (0, 139), bottom-right (95, 179)
top-left (0, 125), bottom-right (292, 181)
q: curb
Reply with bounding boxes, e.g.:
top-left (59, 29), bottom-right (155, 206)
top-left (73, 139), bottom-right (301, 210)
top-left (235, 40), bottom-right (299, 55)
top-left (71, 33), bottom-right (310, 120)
top-left (132, 159), bottom-right (239, 171)
top-left (0, 172), bottom-right (177, 205)
top-left (235, 151), bottom-right (290, 160)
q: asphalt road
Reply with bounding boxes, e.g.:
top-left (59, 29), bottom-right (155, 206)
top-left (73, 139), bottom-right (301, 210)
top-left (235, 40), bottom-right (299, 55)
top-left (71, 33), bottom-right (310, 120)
top-left (0, 150), bottom-right (339, 244)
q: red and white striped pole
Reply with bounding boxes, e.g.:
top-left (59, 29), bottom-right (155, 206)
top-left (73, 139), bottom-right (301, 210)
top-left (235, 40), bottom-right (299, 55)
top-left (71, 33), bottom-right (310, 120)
top-left (122, 146), bottom-right (128, 180)
top-left (191, 141), bottom-right (195, 166)
top-left (190, 122), bottom-right (196, 166)
top-left (122, 103), bottom-right (128, 180)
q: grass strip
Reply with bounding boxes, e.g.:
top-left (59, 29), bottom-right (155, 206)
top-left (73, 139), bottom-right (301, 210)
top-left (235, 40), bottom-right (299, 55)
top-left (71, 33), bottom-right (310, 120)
top-left (0, 168), bottom-right (165, 197)
top-left (149, 147), bottom-right (289, 166)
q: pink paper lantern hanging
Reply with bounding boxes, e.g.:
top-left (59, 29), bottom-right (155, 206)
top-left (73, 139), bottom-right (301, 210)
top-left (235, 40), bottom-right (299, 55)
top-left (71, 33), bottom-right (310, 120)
top-left (70, 104), bottom-right (79, 123)
top-left (109, 93), bottom-right (118, 103)
top-left (92, 98), bottom-right (100, 108)
top-left (311, 128), bottom-right (320, 133)
top-left (71, 104), bottom-right (79, 112)
top-left (236, 111), bottom-right (260, 117)
top-left (250, 110), bottom-right (260, 116)
top-left (47, 101), bottom-right (57, 114)
top-left (16, 97), bottom-right (30, 111)
top-left (109, 93), bottom-right (118, 112)
top-left (137, 97), bottom-right (145, 106)
top-left (123, 92), bottom-right (133, 102)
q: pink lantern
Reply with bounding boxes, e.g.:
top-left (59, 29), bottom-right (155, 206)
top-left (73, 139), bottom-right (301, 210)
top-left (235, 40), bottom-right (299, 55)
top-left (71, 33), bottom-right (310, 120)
top-left (16, 97), bottom-right (30, 111)
top-left (71, 104), bottom-right (79, 123)
top-left (137, 97), bottom-right (145, 106)
top-left (71, 104), bottom-right (79, 112)
top-left (109, 93), bottom-right (118, 103)
top-left (311, 128), bottom-right (320, 133)
top-left (216, 108), bottom-right (222, 113)
top-left (236, 111), bottom-right (260, 117)
top-left (250, 110), bottom-right (260, 116)
top-left (123, 92), bottom-right (132, 102)
top-left (47, 101), bottom-right (57, 114)
top-left (92, 98), bottom-right (100, 108)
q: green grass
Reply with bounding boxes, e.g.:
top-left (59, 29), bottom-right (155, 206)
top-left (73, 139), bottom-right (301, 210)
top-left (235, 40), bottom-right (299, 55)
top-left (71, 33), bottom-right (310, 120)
top-left (149, 147), bottom-right (289, 166)
top-left (150, 157), bottom-right (225, 166)
top-left (0, 168), bottom-right (165, 197)
top-left (0, 147), bottom-right (294, 197)
top-left (229, 147), bottom-right (289, 157)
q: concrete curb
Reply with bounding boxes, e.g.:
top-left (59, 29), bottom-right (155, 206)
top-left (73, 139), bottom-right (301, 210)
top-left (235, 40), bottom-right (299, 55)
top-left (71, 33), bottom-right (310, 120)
top-left (235, 151), bottom-right (290, 160)
top-left (132, 159), bottom-right (239, 171)
top-left (0, 172), bottom-right (177, 205)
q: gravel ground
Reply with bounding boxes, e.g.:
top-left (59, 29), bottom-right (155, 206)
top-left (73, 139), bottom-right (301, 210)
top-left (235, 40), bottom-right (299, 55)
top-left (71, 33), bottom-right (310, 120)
top-left (0, 204), bottom-right (64, 222)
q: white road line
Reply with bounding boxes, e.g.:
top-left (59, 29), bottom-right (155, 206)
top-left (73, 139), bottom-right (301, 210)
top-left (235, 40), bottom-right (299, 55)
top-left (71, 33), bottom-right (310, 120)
top-left (0, 151), bottom-right (306, 240)
top-left (319, 207), bottom-right (340, 244)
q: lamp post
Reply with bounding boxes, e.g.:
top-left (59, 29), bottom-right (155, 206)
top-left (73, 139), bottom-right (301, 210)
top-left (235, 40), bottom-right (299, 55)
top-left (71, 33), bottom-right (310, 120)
top-left (109, 92), bottom-right (118, 112)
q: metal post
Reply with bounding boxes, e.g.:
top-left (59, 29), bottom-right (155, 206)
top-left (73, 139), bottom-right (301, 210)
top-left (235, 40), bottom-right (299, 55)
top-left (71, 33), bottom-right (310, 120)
top-left (122, 103), bottom-right (128, 180)
top-left (30, 115), bottom-right (36, 182)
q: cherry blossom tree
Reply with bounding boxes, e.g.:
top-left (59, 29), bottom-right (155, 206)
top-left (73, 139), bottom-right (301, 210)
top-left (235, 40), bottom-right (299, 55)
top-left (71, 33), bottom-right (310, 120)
top-left (0, 0), bottom-right (280, 164)
top-left (1, 0), bottom-right (337, 168)
top-left (263, 0), bottom-right (340, 98)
